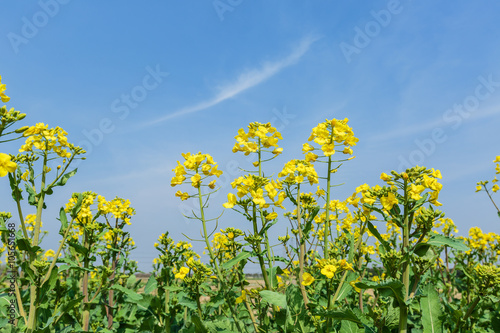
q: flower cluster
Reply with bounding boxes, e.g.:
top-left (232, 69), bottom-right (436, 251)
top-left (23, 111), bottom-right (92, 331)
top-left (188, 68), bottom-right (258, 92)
top-left (0, 75), bottom-right (10, 103)
top-left (304, 118), bottom-right (358, 158)
top-left (223, 175), bottom-right (286, 209)
top-left (301, 258), bottom-right (354, 286)
top-left (97, 195), bottom-right (135, 225)
top-left (232, 122), bottom-right (283, 157)
top-left (476, 156), bottom-right (500, 194)
top-left (1, 105), bottom-right (26, 135)
top-left (19, 123), bottom-right (84, 158)
top-left (460, 226), bottom-right (500, 260)
top-left (278, 159), bottom-right (318, 185)
top-left (171, 152), bottom-right (222, 198)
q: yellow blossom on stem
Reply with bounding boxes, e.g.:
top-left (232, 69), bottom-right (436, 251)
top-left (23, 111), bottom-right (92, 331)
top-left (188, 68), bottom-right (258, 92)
top-left (302, 272), bottom-right (315, 286)
top-left (380, 192), bottom-right (398, 211)
top-left (223, 193), bottom-right (237, 208)
top-left (320, 264), bottom-right (337, 279)
top-left (0, 153), bottom-right (17, 177)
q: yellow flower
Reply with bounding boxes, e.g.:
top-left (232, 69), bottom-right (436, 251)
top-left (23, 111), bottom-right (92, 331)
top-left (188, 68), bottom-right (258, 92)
top-left (302, 272), bottom-right (315, 286)
top-left (380, 192), bottom-right (398, 211)
top-left (476, 185), bottom-right (482, 192)
top-left (494, 156), bottom-right (500, 163)
top-left (321, 265), bottom-right (337, 279)
top-left (380, 173), bottom-right (391, 181)
top-left (431, 169), bottom-right (442, 179)
top-left (0, 75), bottom-right (10, 102)
top-left (175, 267), bottom-right (190, 280)
top-left (223, 193), bottom-right (237, 208)
top-left (302, 143), bottom-right (314, 153)
top-left (492, 184), bottom-right (499, 193)
top-left (236, 290), bottom-right (247, 304)
top-left (191, 173), bottom-right (201, 188)
top-left (44, 249), bottom-right (56, 260)
top-left (266, 212), bottom-right (278, 220)
top-left (350, 277), bottom-right (361, 293)
top-left (0, 153), bottom-right (17, 177)
top-left (208, 180), bottom-right (217, 189)
top-left (175, 191), bottom-right (189, 201)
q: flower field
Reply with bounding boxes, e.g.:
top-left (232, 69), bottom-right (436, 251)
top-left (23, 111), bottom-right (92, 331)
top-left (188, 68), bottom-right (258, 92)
top-left (1, 74), bottom-right (500, 332)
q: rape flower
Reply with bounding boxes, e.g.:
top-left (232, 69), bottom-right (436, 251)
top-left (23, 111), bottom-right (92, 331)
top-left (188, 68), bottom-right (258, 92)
top-left (493, 184), bottom-right (499, 193)
top-left (380, 192), bottom-right (398, 211)
top-left (0, 153), bottom-right (17, 177)
top-left (223, 193), bottom-right (237, 208)
top-left (175, 191), bottom-right (189, 201)
top-left (0, 75), bottom-right (10, 102)
top-left (380, 172), bottom-right (391, 181)
top-left (266, 212), bottom-right (278, 220)
top-left (302, 272), bottom-right (315, 286)
top-left (321, 265), bottom-right (337, 279)
top-left (175, 266), bottom-right (190, 280)
top-left (44, 249), bottom-right (56, 260)
top-left (235, 290), bottom-right (247, 304)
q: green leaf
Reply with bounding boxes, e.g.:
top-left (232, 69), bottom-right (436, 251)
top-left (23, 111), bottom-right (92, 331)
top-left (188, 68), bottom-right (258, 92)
top-left (58, 207), bottom-right (69, 236)
top-left (340, 320), bottom-right (363, 333)
top-left (266, 266), bottom-right (283, 290)
top-left (143, 275), bottom-right (157, 294)
top-left (70, 193), bottom-right (83, 219)
top-left (17, 238), bottom-right (41, 257)
top-left (110, 284), bottom-right (143, 302)
top-left (426, 234), bottom-right (469, 252)
top-left (356, 278), bottom-right (405, 306)
top-left (414, 243), bottom-right (432, 257)
top-left (25, 184), bottom-right (37, 206)
top-left (221, 251), bottom-right (253, 270)
top-left (420, 284), bottom-right (443, 333)
top-left (67, 241), bottom-right (89, 256)
top-left (53, 168), bottom-right (78, 188)
top-left (259, 290), bottom-right (287, 309)
top-left (336, 271), bottom-right (356, 302)
top-left (367, 221), bottom-right (390, 254)
top-left (191, 315), bottom-right (208, 333)
top-left (318, 309), bottom-right (362, 324)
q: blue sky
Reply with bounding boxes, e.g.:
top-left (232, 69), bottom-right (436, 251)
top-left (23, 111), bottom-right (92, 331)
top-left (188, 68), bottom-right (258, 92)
top-left (1, 1), bottom-right (500, 272)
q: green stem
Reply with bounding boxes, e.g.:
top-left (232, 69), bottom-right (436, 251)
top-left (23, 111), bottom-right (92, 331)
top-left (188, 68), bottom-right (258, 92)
top-left (399, 178), bottom-right (409, 333)
top-left (26, 152), bottom-right (48, 333)
top-left (82, 231), bottom-right (90, 331)
top-left (324, 156), bottom-right (332, 259)
top-left (296, 184), bottom-right (310, 309)
top-left (197, 186), bottom-right (246, 332)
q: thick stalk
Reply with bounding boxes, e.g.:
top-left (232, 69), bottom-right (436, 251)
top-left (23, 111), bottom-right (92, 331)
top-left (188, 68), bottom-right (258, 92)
top-left (324, 156), bottom-right (332, 259)
top-left (296, 184), bottom-right (310, 308)
top-left (257, 139), bottom-right (274, 288)
top-left (252, 204), bottom-right (271, 291)
top-left (106, 251), bottom-right (118, 329)
top-left (26, 152), bottom-right (48, 332)
top-left (399, 178), bottom-right (409, 333)
top-left (82, 231), bottom-right (90, 331)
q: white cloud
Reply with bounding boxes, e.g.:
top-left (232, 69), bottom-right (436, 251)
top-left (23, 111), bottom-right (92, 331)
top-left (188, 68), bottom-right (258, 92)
top-left (143, 35), bottom-right (320, 126)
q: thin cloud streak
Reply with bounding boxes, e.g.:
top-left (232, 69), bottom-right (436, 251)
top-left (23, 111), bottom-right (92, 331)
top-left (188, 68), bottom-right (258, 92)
top-left (143, 35), bottom-right (320, 126)
top-left (369, 102), bottom-right (500, 142)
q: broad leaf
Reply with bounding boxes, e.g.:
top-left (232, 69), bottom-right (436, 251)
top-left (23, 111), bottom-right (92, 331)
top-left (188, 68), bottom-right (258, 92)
top-left (259, 290), bottom-right (287, 309)
top-left (426, 234), bottom-right (468, 252)
top-left (420, 284), bottom-right (443, 333)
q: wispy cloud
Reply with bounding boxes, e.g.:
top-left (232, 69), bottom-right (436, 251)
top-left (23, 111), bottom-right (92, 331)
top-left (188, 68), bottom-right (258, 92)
top-left (369, 102), bottom-right (500, 142)
top-left (143, 35), bottom-right (320, 126)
